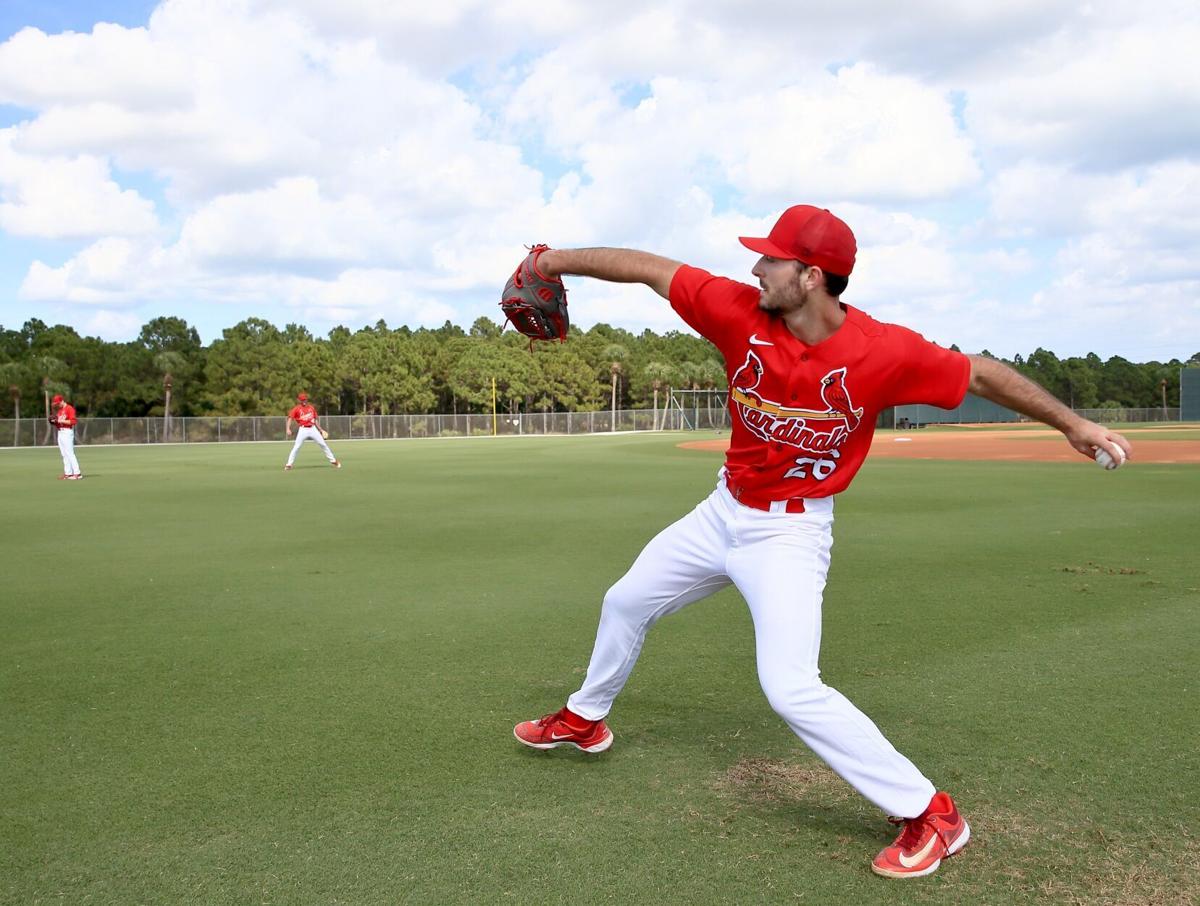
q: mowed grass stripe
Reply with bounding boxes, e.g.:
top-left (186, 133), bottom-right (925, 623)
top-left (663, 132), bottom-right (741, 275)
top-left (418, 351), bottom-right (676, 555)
top-left (1, 434), bottom-right (1195, 904)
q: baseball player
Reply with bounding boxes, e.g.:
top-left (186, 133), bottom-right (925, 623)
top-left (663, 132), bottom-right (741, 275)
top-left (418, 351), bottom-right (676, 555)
top-left (512, 205), bottom-right (1133, 879)
top-left (50, 393), bottom-right (82, 480)
top-left (284, 392), bottom-right (340, 470)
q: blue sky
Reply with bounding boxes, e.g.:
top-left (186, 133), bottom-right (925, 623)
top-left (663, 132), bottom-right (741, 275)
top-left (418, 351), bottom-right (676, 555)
top-left (1, 1), bottom-right (1198, 361)
top-left (0, 0), bottom-right (158, 36)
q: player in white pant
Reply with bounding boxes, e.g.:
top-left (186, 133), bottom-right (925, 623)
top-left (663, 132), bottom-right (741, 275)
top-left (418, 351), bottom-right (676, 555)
top-left (50, 394), bottom-right (82, 480)
top-left (564, 474), bottom-right (935, 816)
top-left (284, 392), bottom-right (340, 470)
top-left (511, 206), bottom-right (1133, 878)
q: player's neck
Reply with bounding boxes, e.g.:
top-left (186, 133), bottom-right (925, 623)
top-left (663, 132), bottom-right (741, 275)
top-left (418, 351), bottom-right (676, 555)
top-left (781, 298), bottom-right (846, 346)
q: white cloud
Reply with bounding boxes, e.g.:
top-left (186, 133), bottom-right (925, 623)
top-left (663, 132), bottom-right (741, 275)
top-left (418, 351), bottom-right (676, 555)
top-left (0, 130), bottom-right (159, 238)
top-left (21, 237), bottom-right (151, 303)
top-left (989, 160), bottom-right (1200, 275)
top-left (0, 23), bottom-right (187, 109)
top-left (966, 16), bottom-right (1200, 168)
top-left (81, 308), bottom-right (143, 338)
top-left (0, 0), bottom-right (1196, 359)
top-left (176, 177), bottom-right (390, 266)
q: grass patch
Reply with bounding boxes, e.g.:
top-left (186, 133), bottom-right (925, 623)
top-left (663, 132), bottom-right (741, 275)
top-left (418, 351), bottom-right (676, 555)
top-left (1, 434), bottom-right (1196, 904)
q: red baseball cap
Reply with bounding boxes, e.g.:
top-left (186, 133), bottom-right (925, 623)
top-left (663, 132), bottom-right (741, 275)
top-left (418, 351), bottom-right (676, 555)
top-left (739, 205), bottom-right (857, 276)
top-left (297, 392), bottom-right (308, 401)
top-left (52, 394), bottom-right (64, 404)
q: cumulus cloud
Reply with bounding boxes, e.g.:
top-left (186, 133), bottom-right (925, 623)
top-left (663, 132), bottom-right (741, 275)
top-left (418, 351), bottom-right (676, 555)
top-left (0, 130), bottom-right (159, 238)
top-left (0, 0), bottom-right (1196, 358)
top-left (965, 13), bottom-right (1200, 169)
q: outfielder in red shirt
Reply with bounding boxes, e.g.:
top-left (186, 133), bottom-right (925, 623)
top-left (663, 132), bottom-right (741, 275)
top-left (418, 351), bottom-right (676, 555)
top-left (512, 205), bottom-right (1132, 879)
top-left (50, 393), bottom-right (82, 480)
top-left (284, 392), bottom-right (340, 470)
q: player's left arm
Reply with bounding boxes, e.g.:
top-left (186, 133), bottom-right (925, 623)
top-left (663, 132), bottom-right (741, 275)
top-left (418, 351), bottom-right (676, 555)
top-left (536, 248), bottom-right (684, 300)
top-left (967, 354), bottom-right (1132, 465)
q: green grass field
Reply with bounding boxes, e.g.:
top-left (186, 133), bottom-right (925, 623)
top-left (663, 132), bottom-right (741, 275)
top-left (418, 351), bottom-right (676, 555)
top-left (2, 434), bottom-right (1196, 905)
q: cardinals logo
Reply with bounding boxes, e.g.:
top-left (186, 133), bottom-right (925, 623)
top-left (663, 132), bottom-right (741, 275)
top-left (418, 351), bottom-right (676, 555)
top-left (820, 367), bottom-right (861, 430)
top-left (730, 351), bottom-right (864, 453)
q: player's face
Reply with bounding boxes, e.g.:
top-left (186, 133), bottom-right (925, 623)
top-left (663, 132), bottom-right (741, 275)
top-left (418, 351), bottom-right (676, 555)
top-left (752, 256), bottom-right (810, 314)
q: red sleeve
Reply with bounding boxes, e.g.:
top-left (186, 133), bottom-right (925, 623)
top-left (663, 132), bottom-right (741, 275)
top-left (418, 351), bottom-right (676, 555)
top-left (669, 265), bottom-right (758, 347)
top-left (287, 406), bottom-right (300, 420)
top-left (883, 326), bottom-right (971, 408)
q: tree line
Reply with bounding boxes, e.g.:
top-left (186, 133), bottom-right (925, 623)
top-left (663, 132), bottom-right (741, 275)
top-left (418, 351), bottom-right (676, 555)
top-left (1, 315), bottom-right (1195, 420)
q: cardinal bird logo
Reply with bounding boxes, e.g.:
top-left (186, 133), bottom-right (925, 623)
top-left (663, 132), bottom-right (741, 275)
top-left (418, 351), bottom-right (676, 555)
top-left (728, 354), bottom-right (864, 454)
top-left (820, 367), bottom-right (863, 430)
top-left (731, 350), bottom-right (764, 393)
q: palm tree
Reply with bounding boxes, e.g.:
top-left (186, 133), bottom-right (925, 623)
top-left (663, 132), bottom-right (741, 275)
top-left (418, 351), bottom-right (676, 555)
top-left (9, 384), bottom-right (18, 446)
top-left (0, 362), bottom-right (23, 446)
top-left (155, 351), bottom-right (187, 440)
top-left (671, 361), bottom-right (706, 430)
top-left (31, 357), bottom-right (67, 445)
top-left (610, 361), bottom-right (621, 420)
top-left (41, 376), bottom-right (53, 445)
top-left (698, 359), bottom-right (727, 428)
top-left (603, 344), bottom-right (627, 425)
top-left (644, 361), bottom-right (675, 431)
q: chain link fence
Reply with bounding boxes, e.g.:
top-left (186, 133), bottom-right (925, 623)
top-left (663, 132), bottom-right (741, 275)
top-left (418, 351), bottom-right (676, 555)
top-left (2, 402), bottom-right (1183, 448)
top-left (1069, 407), bottom-right (1181, 423)
top-left (891, 402), bottom-right (1182, 428)
top-left (0, 408), bottom-right (702, 447)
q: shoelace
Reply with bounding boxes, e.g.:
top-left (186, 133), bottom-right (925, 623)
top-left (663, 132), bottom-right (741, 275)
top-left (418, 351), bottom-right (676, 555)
top-left (540, 707), bottom-right (593, 737)
top-left (889, 815), bottom-right (928, 851)
top-left (888, 814), bottom-right (951, 855)
top-left (538, 708), bottom-right (573, 731)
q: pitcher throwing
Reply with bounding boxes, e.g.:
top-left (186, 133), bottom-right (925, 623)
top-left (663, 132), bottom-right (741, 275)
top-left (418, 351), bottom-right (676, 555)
top-left (510, 205), bottom-right (1132, 878)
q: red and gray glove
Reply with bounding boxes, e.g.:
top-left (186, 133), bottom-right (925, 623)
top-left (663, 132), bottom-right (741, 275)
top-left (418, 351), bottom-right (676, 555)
top-left (500, 245), bottom-right (569, 343)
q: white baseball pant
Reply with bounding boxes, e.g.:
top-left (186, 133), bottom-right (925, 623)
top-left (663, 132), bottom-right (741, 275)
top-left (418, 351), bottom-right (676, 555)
top-left (566, 472), bottom-right (937, 819)
top-left (286, 426), bottom-right (336, 465)
top-left (57, 427), bottom-right (81, 476)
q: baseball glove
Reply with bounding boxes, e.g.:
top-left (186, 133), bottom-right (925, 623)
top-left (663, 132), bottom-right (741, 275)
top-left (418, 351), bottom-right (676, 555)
top-left (319, 427), bottom-right (329, 440)
top-left (500, 244), bottom-right (569, 344)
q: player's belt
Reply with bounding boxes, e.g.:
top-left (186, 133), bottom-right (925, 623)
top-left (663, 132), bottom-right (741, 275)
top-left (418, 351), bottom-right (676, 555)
top-left (725, 476), bottom-right (806, 514)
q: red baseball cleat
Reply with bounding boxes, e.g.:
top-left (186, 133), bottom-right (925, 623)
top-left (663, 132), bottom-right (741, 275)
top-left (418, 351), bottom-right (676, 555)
top-left (514, 707), bottom-right (613, 753)
top-left (872, 791), bottom-right (970, 879)
top-left (331, 460), bottom-right (341, 469)
top-left (283, 464), bottom-right (293, 471)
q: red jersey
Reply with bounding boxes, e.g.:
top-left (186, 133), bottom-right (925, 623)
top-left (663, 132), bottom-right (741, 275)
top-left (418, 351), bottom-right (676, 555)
top-left (54, 404), bottom-right (78, 428)
top-left (670, 265), bottom-right (970, 499)
top-left (288, 404), bottom-right (319, 427)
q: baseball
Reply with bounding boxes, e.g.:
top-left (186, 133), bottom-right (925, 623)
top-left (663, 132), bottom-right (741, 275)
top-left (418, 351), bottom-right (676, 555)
top-left (1094, 446), bottom-right (1125, 470)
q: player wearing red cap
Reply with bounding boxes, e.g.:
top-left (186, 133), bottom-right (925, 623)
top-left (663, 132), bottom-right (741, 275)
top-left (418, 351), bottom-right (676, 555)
top-left (50, 393), bottom-right (82, 480)
top-left (284, 393), bottom-right (340, 470)
top-left (512, 205), bottom-right (1133, 878)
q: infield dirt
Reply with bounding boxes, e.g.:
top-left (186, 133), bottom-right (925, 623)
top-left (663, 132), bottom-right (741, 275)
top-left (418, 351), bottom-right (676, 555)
top-left (680, 427), bottom-right (1200, 463)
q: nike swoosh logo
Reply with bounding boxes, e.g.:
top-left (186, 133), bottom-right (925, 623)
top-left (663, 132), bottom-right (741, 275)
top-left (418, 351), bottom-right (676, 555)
top-left (549, 732), bottom-right (576, 740)
top-left (898, 835), bottom-right (940, 868)
top-left (749, 334), bottom-right (773, 346)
